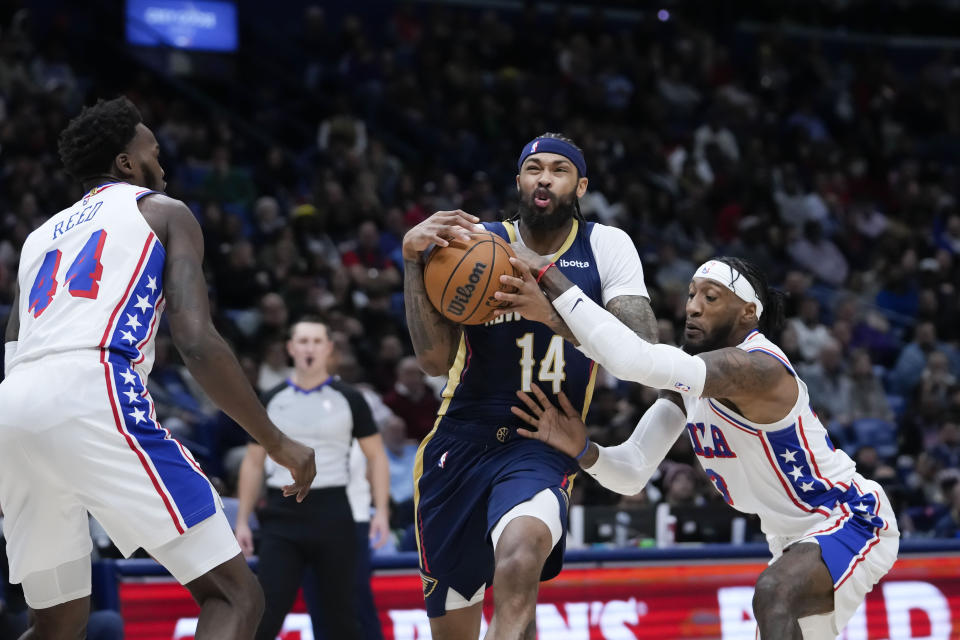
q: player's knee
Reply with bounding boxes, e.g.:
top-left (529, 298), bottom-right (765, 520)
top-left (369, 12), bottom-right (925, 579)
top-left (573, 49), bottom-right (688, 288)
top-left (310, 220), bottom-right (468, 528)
top-left (495, 544), bottom-right (544, 587)
top-left (752, 571), bottom-right (795, 619)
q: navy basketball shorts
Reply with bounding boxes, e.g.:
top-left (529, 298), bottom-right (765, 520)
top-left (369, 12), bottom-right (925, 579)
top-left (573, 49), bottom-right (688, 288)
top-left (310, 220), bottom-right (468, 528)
top-left (413, 418), bottom-right (577, 618)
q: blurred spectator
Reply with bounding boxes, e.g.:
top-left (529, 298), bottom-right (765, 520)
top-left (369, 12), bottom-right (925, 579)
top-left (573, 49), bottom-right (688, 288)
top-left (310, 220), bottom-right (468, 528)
top-left (843, 349), bottom-right (894, 423)
top-left (891, 322), bottom-right (960, 395)
top-left (382, 415), bottom-right (418, 530)
top-left (383, 357), bottom-right (440, 441)
top-left (662, 464), bottom-right (703, 508)
top-left (341, 221), bottom-right (401, 296)
top-left (258, 338), bottom-right (292, 392)
top-left (789, 297), bottom-right (833, 363)
top-left (800, 339), bottom-right (852, 425)
top-left (788, 221), bottom-right (848, 287)
top-left (933, 483), bottom-right (960, 538)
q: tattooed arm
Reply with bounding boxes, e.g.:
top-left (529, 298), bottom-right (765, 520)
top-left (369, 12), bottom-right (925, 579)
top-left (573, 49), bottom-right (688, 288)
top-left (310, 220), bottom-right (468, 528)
top-left (139, 195), bottom-right (316, 499)
top-left (403, 259), bottom-right (462, 375)
top-left (498, 260), bottom-right (658, 345)
top-left (401, 210), bottom-right (481, 376)
top-left (605, 294), bottom-right (658, 343)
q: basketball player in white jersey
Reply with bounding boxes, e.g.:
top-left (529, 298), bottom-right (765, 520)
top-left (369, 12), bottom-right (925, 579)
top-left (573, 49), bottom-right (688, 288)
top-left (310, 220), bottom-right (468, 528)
top-left (497, 255), bottom-right (899, 639)
top-left (0, 97), bottom-right (316, 639)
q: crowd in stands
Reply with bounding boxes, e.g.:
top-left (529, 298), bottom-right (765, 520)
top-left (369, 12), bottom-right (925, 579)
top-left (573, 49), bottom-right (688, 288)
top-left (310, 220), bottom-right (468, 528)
top-left (2, 1), bottom-right (960, 547)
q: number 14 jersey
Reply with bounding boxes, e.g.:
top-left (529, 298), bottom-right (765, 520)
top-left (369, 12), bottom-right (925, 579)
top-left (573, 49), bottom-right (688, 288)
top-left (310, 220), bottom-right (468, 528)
top-left (13, 182), bottom-right (164, 375)
top-left (438, 219), bottom-right (648, 429)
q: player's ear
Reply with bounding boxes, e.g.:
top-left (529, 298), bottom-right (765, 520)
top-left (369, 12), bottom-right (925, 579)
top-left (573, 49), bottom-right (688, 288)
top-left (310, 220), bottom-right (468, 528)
top-left (114, 152), bottom-right (134, 178)
top-left (576, 176), bottom-right (588, 198)
top-left (515, 175), bottom-right (520, 191)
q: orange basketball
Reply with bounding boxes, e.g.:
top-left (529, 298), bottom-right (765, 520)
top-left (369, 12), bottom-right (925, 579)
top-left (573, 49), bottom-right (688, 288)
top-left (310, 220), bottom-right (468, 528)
top-left (424, 231), bottom-right (519, 325)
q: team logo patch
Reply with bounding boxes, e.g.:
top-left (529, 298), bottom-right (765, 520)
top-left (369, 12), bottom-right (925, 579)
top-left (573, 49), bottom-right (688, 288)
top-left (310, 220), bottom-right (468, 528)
top-left (421, 573), bottom-right (438, 598)
top-left (496, 427), bottom-right (510, 443)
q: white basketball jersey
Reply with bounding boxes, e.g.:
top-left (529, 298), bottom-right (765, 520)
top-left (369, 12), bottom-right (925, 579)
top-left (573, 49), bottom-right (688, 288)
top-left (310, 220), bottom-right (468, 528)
top-left (13, 182), bottom-right (164, 377)
top-left (681, 330), bottom-right (883, 539)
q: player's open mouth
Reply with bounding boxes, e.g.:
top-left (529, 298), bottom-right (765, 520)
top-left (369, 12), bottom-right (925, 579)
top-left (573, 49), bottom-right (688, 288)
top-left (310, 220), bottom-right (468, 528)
top-left (533, 189), bottom-right (552, 208)
top-left (306, 356), bottom-right (314, 366)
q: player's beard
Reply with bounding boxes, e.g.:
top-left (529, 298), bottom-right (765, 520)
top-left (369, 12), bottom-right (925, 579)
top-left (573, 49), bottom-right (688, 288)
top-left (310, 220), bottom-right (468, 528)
top-left (142, 164), bottom-right (165, 192)
top-left (681, 316), bottom-right (737, 355)
top-left (517, 188), bottom-right (578, 233)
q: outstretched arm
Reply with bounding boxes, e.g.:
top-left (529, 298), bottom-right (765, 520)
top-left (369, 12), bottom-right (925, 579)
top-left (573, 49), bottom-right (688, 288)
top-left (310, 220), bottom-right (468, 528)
top-left (140, 195), bottom-right (316, 500)
top-left (497, 252), bottom-right (658, 345)
top-left (534, 280), bottom-right (796, 420)
top-left (513, 386), bottom-right (688, 495)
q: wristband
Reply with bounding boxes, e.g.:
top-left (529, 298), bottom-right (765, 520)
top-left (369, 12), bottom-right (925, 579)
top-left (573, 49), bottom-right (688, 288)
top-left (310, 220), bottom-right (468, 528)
top-left (575, 438), bottom-right (591, 461)
top-left (535, 262), bottom-right (556, 284)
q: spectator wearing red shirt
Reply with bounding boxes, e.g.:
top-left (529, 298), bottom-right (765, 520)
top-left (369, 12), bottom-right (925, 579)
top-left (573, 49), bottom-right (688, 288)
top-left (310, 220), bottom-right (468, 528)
top-left (341, 221), bottom-right (401, 295)
top-left (383, 356), bottom-right (440, 441)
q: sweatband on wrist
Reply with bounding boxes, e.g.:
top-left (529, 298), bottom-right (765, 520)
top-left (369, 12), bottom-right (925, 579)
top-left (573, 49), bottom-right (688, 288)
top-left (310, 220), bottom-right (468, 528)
top-left (574, 438), bottom-right (591, 461)
top-left (4, 341), bottom-right (17, 376)
top-left (535, 262), bottom-right (556, 284)
top-left (553, 286), bottom-right (707, 397)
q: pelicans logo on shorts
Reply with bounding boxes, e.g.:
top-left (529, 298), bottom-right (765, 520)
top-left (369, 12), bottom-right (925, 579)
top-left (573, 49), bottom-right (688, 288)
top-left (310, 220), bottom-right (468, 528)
top-left (421, 573), bottom-right (438, 598)
top-left (496, 427), bottom-right (510, 443)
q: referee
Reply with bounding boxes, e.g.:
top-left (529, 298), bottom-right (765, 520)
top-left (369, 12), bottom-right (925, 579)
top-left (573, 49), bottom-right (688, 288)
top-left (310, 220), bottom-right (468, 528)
top-left (235, 317), bottom-right (390, 640)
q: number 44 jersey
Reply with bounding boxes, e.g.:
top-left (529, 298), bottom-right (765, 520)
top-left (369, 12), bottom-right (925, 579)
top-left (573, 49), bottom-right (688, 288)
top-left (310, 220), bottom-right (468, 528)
top-left (12, 182), bottom-right (164, 376)
top-left (437, 219), bottom-right (649, 429)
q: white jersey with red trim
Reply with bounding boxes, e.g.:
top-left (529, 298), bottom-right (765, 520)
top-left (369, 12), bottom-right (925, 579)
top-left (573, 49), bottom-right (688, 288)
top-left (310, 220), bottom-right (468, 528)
top-left (13, 182), bottom-right (163, 377)
top-left (681, 330), bottom-right (885, 540)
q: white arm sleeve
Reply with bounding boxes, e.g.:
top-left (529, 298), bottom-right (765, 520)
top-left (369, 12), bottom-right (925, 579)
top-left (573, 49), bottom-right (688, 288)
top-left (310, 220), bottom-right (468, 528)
top-left (4, 341), bottom-right (17, 376)
top-left (586, 398), bottom-right (688, 495)
top-left (554, 286), bottom-right (707, 397)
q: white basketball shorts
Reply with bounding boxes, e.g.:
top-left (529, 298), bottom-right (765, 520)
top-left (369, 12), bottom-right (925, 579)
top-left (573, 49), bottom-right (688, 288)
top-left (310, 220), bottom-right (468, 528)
top-left (769, 475), bottom-right (900, 638)
top-left (0, 352), bottom-right (236, 588)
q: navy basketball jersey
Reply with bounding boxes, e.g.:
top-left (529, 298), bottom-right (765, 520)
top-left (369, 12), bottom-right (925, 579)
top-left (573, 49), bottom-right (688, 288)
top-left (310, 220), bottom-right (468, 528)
top-left (438, 219), bottom-right (603, 429)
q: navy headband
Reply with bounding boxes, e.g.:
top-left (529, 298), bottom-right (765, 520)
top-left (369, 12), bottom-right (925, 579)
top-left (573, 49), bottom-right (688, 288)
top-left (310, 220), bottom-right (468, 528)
top-left (517, 137), bottom-right (587, 177)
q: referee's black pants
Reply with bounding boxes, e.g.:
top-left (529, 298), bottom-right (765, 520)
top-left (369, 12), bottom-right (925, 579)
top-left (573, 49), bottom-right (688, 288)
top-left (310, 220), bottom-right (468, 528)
top-left (255, 487), bottom-right (361, 640)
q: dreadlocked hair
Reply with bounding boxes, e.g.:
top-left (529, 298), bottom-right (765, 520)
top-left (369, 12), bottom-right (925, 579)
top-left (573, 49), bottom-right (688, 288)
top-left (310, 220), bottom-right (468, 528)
top-left (507, 131), bottom-right (587, 226)
top-left (58, 97), bottom-right (142, 183)
top-left (713, 256), bottom-right (786, 336)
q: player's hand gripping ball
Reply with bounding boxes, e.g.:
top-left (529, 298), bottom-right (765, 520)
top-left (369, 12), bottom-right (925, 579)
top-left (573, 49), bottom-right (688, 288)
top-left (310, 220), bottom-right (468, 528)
top-left (424, 232), bottom-right (520, 325)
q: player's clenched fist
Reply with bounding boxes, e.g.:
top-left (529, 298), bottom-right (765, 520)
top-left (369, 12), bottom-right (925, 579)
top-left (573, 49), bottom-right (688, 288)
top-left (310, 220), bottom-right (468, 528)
top-left (402, 209), bottom-right (483, 261)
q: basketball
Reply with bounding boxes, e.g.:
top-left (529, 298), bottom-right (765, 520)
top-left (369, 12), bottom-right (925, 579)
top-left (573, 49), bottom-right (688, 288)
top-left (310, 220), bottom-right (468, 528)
top-left (424, 231), bottom-right (519, 325)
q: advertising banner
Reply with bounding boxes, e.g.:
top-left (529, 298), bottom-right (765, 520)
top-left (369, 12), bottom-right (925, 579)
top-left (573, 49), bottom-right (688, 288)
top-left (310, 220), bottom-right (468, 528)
top-left (119, 554), bottom-right (960, 639)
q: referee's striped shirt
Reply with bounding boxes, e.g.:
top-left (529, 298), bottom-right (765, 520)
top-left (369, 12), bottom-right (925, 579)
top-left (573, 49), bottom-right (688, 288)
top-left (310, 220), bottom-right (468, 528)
top-left (260, 376), bottom-right (377, 489)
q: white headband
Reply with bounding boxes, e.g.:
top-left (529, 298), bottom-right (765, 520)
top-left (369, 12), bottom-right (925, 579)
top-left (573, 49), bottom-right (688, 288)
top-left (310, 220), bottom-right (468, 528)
top-left (694, 260), bottom-right (764, 319)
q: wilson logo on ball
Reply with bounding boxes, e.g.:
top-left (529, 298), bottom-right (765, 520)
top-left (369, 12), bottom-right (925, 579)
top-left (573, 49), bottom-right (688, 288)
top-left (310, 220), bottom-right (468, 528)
top-left (446, 262), bottom-right (487, 316)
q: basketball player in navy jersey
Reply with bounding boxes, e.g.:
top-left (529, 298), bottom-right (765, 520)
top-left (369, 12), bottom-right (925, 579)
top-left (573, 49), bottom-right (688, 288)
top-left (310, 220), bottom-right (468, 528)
top-left (401, 133), bottom-right (658, 639)
top-left (1, 97), bottom-right (315, 639)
